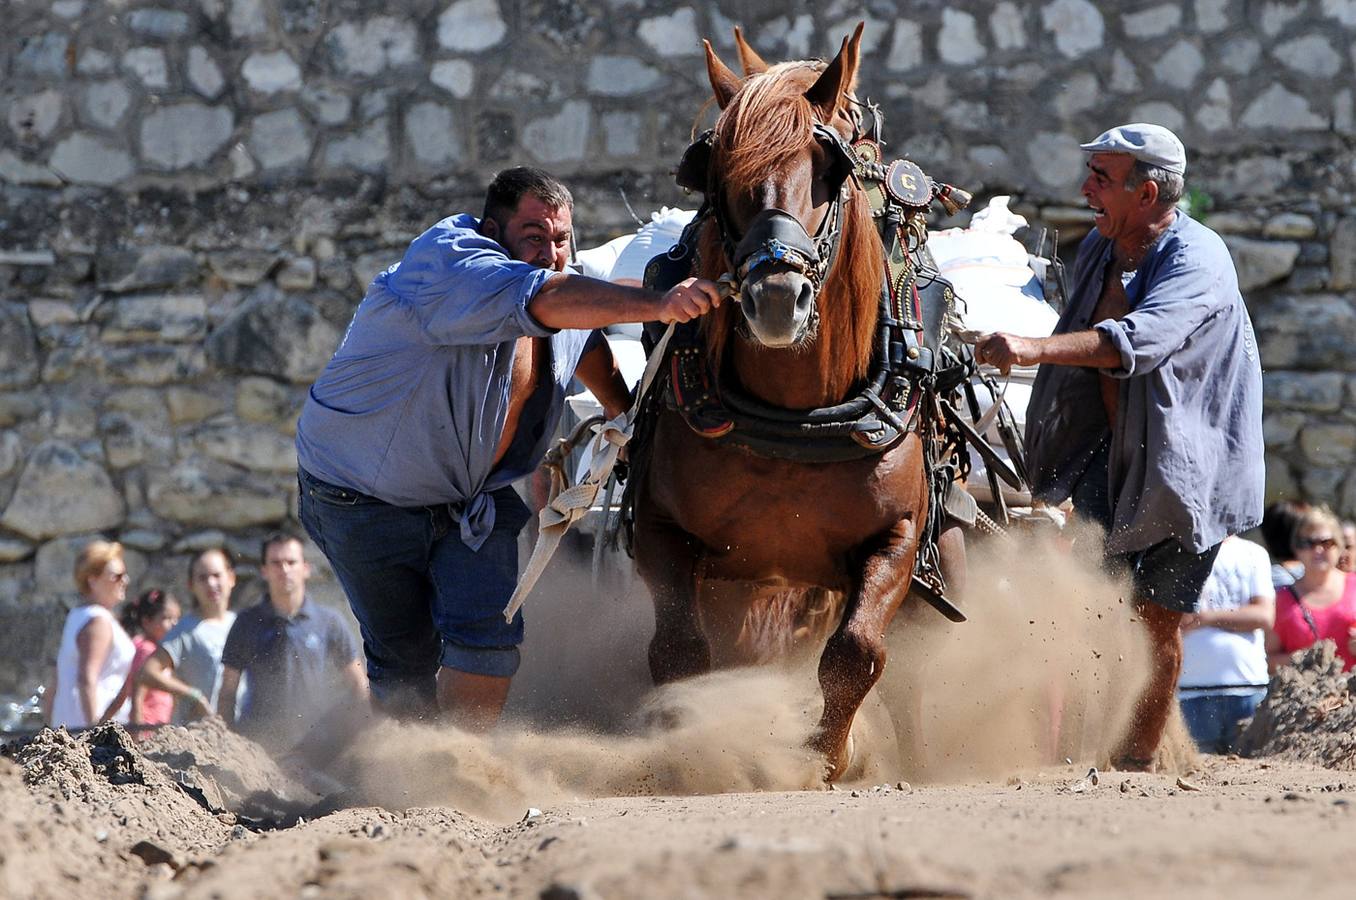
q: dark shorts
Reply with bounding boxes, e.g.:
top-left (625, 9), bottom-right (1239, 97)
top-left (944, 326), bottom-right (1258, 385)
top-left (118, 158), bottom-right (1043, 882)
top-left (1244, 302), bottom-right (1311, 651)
top-left (1072, 438), bottom-right (1220, 614)
top-left (298, 468), bottom-right (532, 715)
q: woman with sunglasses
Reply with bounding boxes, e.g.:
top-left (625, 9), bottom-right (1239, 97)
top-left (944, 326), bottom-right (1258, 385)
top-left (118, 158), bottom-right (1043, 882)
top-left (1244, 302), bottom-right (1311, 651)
top-left (1266, 507), bottom-right (1356, 673)
top-left (47, 540), bottom-right (137, 728)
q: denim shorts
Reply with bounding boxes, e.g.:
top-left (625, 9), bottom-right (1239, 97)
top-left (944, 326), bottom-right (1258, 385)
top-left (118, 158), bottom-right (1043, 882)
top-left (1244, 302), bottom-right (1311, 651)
top-left (298, 468), bottom-right (532, 713)
top-left (1072, 438), bottom-right (1220, 614)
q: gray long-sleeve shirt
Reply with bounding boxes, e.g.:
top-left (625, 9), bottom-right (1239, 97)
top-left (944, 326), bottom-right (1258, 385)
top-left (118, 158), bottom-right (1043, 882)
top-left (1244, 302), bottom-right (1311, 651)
top-left (1024, 211), bottom-right (1264, 554)
top-left (296, 214), bottom-right (601, 549)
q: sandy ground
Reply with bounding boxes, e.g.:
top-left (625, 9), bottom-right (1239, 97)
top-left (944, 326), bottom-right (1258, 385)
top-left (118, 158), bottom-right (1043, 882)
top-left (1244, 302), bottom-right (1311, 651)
top-left (4, 533), bottom-right (1354, 899)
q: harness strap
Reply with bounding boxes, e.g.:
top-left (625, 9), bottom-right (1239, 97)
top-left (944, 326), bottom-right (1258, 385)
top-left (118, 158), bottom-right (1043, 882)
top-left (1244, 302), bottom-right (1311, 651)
top-left (502, 322), bottom-right (677, 623)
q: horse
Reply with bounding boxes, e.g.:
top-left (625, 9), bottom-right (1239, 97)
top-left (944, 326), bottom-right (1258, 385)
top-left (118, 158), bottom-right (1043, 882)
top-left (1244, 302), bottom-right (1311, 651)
top-left (630, 25), bottom-right (938, 780)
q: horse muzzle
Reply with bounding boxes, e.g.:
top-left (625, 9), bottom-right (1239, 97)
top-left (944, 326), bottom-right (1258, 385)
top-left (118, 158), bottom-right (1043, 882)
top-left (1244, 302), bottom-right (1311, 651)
top-left (732, 209), bottom-right (822, 347)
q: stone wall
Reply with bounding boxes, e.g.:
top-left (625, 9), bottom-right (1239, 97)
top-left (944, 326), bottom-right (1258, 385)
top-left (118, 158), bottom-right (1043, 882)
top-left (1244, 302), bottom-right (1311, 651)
top-left (3, 0), bottom-right (1355, 694)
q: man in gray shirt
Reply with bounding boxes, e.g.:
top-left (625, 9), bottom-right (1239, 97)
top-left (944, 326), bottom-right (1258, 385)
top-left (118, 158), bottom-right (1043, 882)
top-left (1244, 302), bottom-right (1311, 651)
top-left (976, 124), bottom-right (1264, 770)
top-left (296, 167), bottom-right (721, 732)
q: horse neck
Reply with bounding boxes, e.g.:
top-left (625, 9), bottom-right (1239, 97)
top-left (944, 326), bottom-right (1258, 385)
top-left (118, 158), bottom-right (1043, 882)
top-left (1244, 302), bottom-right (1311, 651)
top-left (704, 195), bottom-right (882, 410)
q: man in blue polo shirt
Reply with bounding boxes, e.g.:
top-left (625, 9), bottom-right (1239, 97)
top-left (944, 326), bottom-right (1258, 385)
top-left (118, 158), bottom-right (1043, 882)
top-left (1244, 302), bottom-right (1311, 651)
top-left (218, 532), bottom-right (366, 750)
top-left (975, 124), bottom-right (1264, 770)
top-left (296, 167), bottom-right (722, 732)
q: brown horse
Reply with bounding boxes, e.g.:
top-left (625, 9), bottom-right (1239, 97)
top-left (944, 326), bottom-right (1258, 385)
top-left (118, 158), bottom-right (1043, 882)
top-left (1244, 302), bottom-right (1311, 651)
top-left (632, 26), bottom-right (931, 780)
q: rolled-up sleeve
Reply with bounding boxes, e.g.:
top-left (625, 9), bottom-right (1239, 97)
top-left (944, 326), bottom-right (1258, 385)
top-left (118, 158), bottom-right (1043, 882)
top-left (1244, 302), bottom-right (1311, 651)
top-left (385, 218), bottom-right (559, 346)
top-left (1094, 249), bottom-right (1226, 378)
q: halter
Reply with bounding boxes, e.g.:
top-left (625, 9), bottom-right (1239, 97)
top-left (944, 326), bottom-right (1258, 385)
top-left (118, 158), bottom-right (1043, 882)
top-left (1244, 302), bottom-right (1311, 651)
top-left (675, 121), bottom-right (858, 311)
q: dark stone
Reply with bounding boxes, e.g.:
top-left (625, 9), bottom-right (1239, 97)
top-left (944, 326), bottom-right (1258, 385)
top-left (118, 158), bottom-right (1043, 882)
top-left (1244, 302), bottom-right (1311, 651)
top-left (205, 287), bottom-right (342, 383)
top-left (0, 302), bottom-right (40, 389)
top-left (97, 245), bottom-right (200, 293)
top-left (476, 110), bottom-right (516, 163)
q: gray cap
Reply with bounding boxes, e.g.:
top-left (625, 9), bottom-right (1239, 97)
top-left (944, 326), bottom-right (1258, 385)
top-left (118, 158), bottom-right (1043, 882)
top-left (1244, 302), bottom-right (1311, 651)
top-left (1079, 123), bottom-right (1186, 176)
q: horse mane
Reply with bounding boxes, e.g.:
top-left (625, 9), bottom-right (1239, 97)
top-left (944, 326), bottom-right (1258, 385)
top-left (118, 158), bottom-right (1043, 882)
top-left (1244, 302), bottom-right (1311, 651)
top-left (697, 62), bottom-right (882, 402)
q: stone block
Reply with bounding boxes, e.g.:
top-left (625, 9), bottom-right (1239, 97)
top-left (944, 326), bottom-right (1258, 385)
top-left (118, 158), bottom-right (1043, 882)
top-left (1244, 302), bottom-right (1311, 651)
top-left (51, 396), bottom-right (98, 440)
top-left (98, 245), bottom-right (199, 293)
top-left (1195, 0), bottom-right (1232, 32)
top-left (0, 303), bottom-right (40, 389)
top-left (81, 81), bottom-right (131, 130)
top-left (301, 84), bottom-right (353, 124)
top-left (1026, 133), bottom-right (1085, 187)
top-left (430, 60), bottom-right (474, 98)
top-left (0, 431), bottom-right (20, 478)
top-left (102, 344), bottom-right (208, 386)
top-left (123, 47), bottom-right (169, 89)
top-left (0, 394), bottom-right (43, 428)
top-left (328, 16), bottom-right (419, 75)
top-left (601, 111), bottom-right (641, 158)
top-left (237, 376), bottom-right (294, 423)
top-left (1222, 236), bottom-right (1300, 291)
top-left (128, 8), bottom-right (191, 39)
top-left (1260, 1), bottom-right (1305, 35)
top-left (989, 3), bottom-right (1027, 50)
top-left (638, 8), bottom-right (698, 57)
top-left (1263, 371), bottom-right (1345, 412)
top-left (119, 529), bottom-right (167, 552)
top-left (1219, 36), bottom-right (1260, 74)
top-left (322, 118), bottom-right (389, 173)
top-left (192, 422), bottom-right (298, 474)
top-left (1331, 217), bottom-right (1356, 290)
top-left (1040, 0), bottom-right (1104, 58)
top-left (141, 103), bottom-right (235, 171)
top-left (522, 102), bottom-right (590, 164)
top-left (101, 294), bottom-right (208, 343)
top-left (242, 50), bottom-right (303, 93)
top-left (1263, 213), bottom-right (1317, 240)
top-left (0, 441), bottom-right (125, 540)
top-left (1128, 101), bottom-right (1183, 133)
top-left (438, 0), bottom-right (507, 52)
top-left (8, 89), bottom-right (64, 142)
top-left (1241, 85), bottom-right (1326, 130)
top-left (1301, 465), bottom-right (1346, 504)
top-left (77, 48), bottom-right (113, 75)
top-left (52, 1), bottom-right (85, 19)
top-left (229, 0), bottom-right (269, 38)
top-left (99, 410), bottom-right (172, 470)
top-left (1299, 422), bottom-right (1356, 467)
top-left (275, 257), bottom-right (317, 291)
top-left (166, 387), bottom-right (228, 425)
top-left (0, 150), bottom-right (62, 187)
top-left (147, 460), bottom-right (289, 528)
top-left (249, 109), bottom-right (312, 170)
top-left (886, 20), bottom-right (923, 71)
top-left (938, 10), bottom-right (985, 65)
top-left (405, 102), bottom-right (462, 167)
top-left (1263, 410), bottom-right (1305, 449)
top-left (205, 288), bottom-right (342, 383)
top-left (16, 33), bottom-right (70, 77)
top-left (1154, 41), bottom-right (1203, 90)
top-left (188, 46), bottom-right (226, 99)
top-left (49, 133), bottom-right (135, 186)
top-left (1124, 4), bottom-right (1181, 37)
top-left (1263, 452), bottom-right (1298, 503)
top-left (208, 249), bottom-right (280, 285)
top-left (588, 57), bottom-right (662, 96)
top-left (0, 539), bottom-right (33, 564)
top-left (1273, 34), bottom-right (1344, 78)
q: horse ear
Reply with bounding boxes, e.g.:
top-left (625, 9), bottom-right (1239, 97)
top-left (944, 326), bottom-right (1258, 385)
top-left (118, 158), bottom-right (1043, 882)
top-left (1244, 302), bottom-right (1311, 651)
top-left (805, 22), bottom-right (864, 121)
top-left (733, 26), bottom-right (769, 75)
top-left (704, 39), bottom-right (743, 109)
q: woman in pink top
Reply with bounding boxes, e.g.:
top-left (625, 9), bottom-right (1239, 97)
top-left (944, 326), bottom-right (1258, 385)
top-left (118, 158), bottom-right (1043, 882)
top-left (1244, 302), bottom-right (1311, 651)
top-left (120, 588), bottom-right (182, 727)
top-left (1266, 506), bottom-right (1356, 672)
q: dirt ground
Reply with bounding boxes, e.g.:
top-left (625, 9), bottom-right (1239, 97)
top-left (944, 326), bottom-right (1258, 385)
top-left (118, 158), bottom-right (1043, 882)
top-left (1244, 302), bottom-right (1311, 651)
top-left (4, 535), bottom-right (1354, 899)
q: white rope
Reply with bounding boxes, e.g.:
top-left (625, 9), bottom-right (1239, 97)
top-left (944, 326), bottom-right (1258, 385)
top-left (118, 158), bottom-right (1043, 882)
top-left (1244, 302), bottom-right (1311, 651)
top-left (502, 323), bottom-right (677, 622)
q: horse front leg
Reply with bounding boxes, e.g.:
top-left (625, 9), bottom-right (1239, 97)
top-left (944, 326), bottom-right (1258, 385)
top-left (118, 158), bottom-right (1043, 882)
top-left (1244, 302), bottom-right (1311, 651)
top-left (810, 517), bottom-right (920, 780)
top-left (635, 512), bottom-right (711, 684)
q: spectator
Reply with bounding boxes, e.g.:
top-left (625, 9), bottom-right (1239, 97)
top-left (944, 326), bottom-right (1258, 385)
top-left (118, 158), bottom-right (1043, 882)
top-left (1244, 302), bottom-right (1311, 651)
top-left (217, 532), bottom-right (367, 750)
top-left (1258, 499), bottom-right (1309, 589)
top-left (1176, 535), bottom-right (1275, 753)
top-left (1267, 506), bottom-right (1356, 672)
top-left (48, 540), bottom-right (135, 729)
top-left (136, 548), bottom-right (238, 723)
top-left (118, 588), bottom-right (182, 727)
top-left (1338, 520), bottom-right (1356, 574)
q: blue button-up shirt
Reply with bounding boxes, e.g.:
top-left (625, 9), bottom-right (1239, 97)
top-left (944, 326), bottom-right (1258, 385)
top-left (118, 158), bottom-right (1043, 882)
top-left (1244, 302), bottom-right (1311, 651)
top-left (296, 214), bottom-right (601, 549)
top-left (1024, 211), bottom-right (1264, 554)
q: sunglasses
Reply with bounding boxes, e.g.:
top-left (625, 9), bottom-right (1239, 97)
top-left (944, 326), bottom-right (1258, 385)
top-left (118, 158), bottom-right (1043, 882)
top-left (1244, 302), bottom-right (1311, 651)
top-left (1297, 536), bottom-right (1338, 551)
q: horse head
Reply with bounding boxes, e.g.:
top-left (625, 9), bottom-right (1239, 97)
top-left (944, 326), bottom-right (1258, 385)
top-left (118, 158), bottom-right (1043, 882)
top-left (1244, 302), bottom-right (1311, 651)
top-left (684, 25), bottom-right (868, 351)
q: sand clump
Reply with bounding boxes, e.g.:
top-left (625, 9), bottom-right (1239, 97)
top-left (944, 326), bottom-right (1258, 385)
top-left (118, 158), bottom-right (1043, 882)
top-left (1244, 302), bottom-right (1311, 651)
top-left (1237, 640), bottom-right (1356, 769)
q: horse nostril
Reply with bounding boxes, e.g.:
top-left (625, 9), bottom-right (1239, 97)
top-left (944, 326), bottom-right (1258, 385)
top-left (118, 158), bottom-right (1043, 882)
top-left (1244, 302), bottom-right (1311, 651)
top-left (796, 280), bottom-right (815, 314)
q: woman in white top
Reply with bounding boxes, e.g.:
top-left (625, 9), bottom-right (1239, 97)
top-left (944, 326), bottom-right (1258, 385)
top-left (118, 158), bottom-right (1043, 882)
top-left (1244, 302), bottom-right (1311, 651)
top-left (47, 540), bottom-right (136, 728)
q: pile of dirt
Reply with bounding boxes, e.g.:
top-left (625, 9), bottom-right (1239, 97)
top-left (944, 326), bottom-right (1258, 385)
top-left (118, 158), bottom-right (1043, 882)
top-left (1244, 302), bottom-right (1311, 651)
top-left (1237, 640), bottom-right (1356, 769)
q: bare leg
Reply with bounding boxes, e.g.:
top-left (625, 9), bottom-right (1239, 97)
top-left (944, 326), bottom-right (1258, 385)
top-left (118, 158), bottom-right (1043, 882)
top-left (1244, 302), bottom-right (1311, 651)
top-left (1114, 601), bottom-right (1184, 770)
top-left (436, 667), bottom-right (511, 733)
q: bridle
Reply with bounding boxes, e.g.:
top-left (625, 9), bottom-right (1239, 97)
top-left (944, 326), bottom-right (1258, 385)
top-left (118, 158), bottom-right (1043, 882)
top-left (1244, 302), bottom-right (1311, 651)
top-left (675, 120), bottom-right (859, 315)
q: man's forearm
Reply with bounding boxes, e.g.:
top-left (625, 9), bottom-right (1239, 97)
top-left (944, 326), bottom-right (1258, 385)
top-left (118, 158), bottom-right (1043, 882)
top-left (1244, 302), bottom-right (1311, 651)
top-left (528, 273), bottom-right (662, 329)
top-left (1032, 329), bottom-right (1123, 369)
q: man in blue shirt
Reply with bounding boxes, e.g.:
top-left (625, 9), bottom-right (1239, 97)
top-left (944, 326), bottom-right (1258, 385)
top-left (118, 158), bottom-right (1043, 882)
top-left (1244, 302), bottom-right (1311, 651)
top-left (975, 124), bottom-right (1264, 771)
top-left (296, 167), bottom-right (721, 731)
top-left (219, 533), bottom-right (366, 750)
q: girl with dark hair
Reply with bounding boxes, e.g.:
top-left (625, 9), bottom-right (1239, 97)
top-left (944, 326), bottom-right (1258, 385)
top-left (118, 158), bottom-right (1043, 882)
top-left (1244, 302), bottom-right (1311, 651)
top-left (119, 588), bottom-right (182, 726)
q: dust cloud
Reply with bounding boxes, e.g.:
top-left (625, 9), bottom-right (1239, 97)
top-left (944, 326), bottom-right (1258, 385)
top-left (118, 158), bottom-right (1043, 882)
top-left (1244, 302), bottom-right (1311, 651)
top-left (325, 521), bottom-right (1168, 822)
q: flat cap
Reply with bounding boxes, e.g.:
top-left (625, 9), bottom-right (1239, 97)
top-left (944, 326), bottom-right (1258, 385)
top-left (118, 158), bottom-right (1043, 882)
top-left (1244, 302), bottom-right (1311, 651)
top-left (1079, 123), bottom-right (1186, 176)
